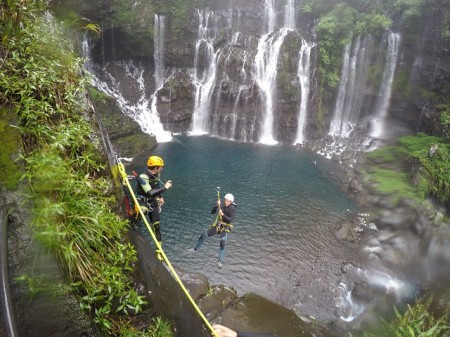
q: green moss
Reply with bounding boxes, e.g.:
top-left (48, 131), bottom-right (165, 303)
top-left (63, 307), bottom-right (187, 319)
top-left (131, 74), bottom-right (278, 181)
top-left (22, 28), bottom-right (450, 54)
top-left (0, 107), bottom-right (22, 190)
top-left (87, 86), bottom-right (111, 103)
top-left (366, 145), bottom-right (401, 163)
top-left (370, 167), bottom-right (418, 199)
top-left (392, 68), bottom-right (412, 101)
top-left (366, 134), bottom-right (450, 205)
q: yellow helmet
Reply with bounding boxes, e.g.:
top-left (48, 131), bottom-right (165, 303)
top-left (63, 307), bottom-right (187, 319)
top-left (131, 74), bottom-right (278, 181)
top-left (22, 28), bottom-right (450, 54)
top-left (147, 155), bottom-right (164, 167)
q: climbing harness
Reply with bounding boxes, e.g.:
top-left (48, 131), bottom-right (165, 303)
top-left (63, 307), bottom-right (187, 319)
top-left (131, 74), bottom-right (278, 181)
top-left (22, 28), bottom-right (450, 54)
top-left (214, 221), bottom-right (233, 233)
top-left (116, 160), bottom-right (219, 337)
top-left (134, 195), bottom-right (154, 215)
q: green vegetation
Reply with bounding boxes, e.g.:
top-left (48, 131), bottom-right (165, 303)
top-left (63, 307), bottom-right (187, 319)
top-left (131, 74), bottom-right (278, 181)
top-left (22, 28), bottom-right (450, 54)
top-left (398, 133), bottom-right (450, 203)
top-left (107, 0), bottom-right (209, 41)
top-left (444, 9), bottom-right (450, 39)
top-left (0, 107), bottom-right (22, 189)
top-left (363, 298), bottom-right (449, 337)
top-left (315, 2), bottom-right (391, 106)
top-left (364, 94), bottom-right (450, 205)
top-left (365, 131), bottom-right (450, 205)
top-left (369, 166), bottom-right (418, 199)
top-left (0, 0), bottom-right (171, 336)
top-left (385, 0), bottom-right (425, 30)
top-left (364, 144), bottom-right (418, 202)
top-left (439, 107), bottom-right (450, 138)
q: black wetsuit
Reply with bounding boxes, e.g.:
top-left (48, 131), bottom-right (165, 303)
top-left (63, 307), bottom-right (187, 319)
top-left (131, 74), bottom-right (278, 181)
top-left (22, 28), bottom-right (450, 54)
top-left (193, 202), bottom-right (237, 263)
top-left (136, 171), bottom-right (168, 242)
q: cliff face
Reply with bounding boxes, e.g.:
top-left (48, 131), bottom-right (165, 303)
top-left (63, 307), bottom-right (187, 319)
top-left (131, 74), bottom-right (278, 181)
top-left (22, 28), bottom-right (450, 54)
top-left (52, 0), bottom-right (450, 143)
top-left (392, 2), bottom-right (450, 136)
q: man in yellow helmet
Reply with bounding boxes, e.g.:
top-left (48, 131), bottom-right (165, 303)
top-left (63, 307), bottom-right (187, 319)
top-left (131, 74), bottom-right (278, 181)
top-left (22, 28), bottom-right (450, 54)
top-left (136, 155), bottom-right (172, 261)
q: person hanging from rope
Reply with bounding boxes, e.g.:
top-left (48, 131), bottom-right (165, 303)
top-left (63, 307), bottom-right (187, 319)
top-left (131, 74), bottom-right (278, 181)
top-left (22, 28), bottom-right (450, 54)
top-left (189, 188), bottom-right (237, 268)
top-left (135, 155), bottom-right (172, 261)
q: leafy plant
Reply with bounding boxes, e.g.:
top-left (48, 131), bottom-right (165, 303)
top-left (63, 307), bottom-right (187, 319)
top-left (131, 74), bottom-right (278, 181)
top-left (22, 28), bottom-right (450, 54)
top-left (148, 317), bottom-right (174, 337)
top-left (363, 298), bottom-right (449, 337)
top-left (439, 108), bottom-right (450, 138)
top-left (0, 108), bottom-right (22, 189)
top-left (14, 275), bottom-right (44, 299)
top-left (1, 0), bottom-right (166, 335)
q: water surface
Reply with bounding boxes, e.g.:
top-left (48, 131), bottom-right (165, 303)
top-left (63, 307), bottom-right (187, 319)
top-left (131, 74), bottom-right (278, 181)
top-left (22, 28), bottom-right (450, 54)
top-left (129, 135), bottom-right (358, 320)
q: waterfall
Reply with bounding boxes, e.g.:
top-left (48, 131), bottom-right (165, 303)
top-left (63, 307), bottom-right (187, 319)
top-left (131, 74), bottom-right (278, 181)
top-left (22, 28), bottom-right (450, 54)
top-left (284, 0), bottom-right (296, 29)
top-left (329, 44), bottom-right (351, 137)
top-left (110, 22), bottom-right (116, 60)
top-left (147, 13), bottom-right (173, 143)
top-left (154, 14), bottom-right (166, 89)
top-left (101, 22), bottom-right (105, 66)
top-left (190, 10), bottom-right (218, 135)
top-left (369, 32), bottom-right (401, 139)
top-left (253, 28), bottom-right (290, 145)
top-left (82, 36), bottom-right (172, 143)
top-left (329, 35), bottom-right (371, 138)
top-left (264, 0), bottom-right (276, 33)
top-left (84, 4), bottom-right (411, 151)
top-left (294, 38), bottom-right (314, 145)
top-left (253, 0), bottom-right (297, 145)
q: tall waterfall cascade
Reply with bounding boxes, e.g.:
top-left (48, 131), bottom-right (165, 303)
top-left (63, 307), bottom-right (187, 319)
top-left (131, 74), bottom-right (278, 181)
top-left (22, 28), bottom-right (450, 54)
top-left (369, 32), bottom-right (401, 140)
top-left (294, 39), bottom-right (315, 145)
top-left (189, 0), bottom-right (306, 145)
top-left (81, 16), bottom-right (173, 143)
top-left (86, 1), bottom-right (407, 151)
top-left (154, 14), bottom-right (166, 89)
top-left (329, 35), bottom-right (372, 138)
top-left (253, 0), bottom-right (295, 144)
top-left (324, 31), bottom-right (401, 155)
top-left (190, 10), bottom-right (219, 135)
top-left (254, 28), bottom-right (290, 145)
top-left (264, 0), bottom-right (277, 33)
top-left (283, 0), bottom-right (296, 29)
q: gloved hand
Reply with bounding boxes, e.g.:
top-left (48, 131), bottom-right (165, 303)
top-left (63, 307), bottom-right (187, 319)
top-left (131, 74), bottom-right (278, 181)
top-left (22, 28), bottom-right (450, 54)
top-left (165, 180), bottom-right (172, 189)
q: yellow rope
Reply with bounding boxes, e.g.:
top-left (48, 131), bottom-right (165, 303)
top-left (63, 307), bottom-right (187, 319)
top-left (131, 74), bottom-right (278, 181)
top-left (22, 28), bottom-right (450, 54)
top-left (117, 163), bottom-right (218, 337)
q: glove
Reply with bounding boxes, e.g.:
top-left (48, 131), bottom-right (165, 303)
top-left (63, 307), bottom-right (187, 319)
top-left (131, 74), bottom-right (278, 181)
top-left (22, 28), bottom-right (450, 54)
top-left (165, 180), bottom-right (172, 189)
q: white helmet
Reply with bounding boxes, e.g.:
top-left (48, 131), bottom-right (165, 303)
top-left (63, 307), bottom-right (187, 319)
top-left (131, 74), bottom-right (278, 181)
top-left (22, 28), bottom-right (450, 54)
top-left (224, 193), bottom-right (234, 202)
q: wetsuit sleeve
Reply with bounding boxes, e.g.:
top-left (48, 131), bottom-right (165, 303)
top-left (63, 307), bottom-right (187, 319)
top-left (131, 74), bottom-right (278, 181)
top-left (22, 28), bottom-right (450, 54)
top-left (211, 205), bottom-right (218, 214)
top-left (139, 173), bottom-right (166, 197)
top-left (147, 186), bottom-right (167, 197)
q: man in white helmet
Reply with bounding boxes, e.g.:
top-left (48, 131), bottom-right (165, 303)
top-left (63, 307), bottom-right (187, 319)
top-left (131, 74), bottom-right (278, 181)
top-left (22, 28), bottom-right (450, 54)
top-left (189, 193), bottom-right (237, 268)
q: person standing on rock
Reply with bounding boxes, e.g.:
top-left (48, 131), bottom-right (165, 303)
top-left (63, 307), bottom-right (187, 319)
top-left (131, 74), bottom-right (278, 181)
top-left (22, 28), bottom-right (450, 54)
top-left (135, 155), bottom-right (172, 261)
top-left (189, 190), bottom-right (237, 268)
